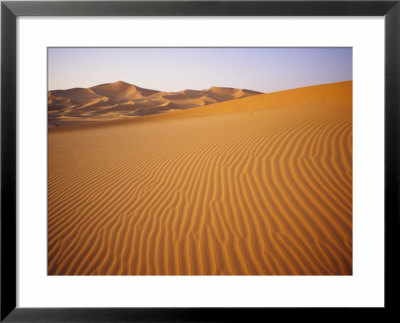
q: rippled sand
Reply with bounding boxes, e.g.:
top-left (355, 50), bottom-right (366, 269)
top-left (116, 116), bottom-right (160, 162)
top-left (48, 81), bottom-right (352, 275)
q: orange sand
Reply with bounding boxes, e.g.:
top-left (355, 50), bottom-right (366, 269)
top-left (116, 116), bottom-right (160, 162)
top-left (48, 81), bottom-right (352, 275)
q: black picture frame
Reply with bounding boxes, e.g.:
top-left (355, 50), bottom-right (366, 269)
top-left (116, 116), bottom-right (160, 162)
top-left (1, 1), bottom-right (399, 321)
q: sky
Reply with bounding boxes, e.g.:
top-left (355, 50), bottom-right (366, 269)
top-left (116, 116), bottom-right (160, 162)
top-left (48, 48), bottom-right (352, 93)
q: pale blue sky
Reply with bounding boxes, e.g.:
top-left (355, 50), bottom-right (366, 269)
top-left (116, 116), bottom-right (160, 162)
top-left (48, 48), bottom-right (352, 93)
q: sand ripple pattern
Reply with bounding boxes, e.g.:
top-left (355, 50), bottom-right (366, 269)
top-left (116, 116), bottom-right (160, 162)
top-left (48, 81), bottom-right (352, 275)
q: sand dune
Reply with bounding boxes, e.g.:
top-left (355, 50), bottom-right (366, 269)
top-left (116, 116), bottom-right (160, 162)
top-left (48, 81), bottom-right (261, 127)
top-left (48, 81), bottom-right (352, 275)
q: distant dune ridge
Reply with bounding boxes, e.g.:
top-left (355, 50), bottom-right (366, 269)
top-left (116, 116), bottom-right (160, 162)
top-left (48, 81), bottom-right (261, 127)
top-left (48, 81), bottom-right (352, 275)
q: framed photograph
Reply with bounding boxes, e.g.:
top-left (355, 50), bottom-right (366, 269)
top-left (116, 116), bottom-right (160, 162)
top-left (1, 0), bottom-right (399, 321)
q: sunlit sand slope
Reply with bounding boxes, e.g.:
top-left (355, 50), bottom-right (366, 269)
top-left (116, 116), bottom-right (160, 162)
top-left (48, 81), bottom-right (352, 275)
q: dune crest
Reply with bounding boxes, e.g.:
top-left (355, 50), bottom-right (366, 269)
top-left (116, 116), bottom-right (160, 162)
top-left (48, 81), bottom-right (352, 275)
top-left (48, 81), bottom-right (262, 127)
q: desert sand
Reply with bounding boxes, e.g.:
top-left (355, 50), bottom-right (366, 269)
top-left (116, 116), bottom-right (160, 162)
top-left (48, 81), bottom-right (352, 275)
top-left (48, 81), bottom-right (261, 127)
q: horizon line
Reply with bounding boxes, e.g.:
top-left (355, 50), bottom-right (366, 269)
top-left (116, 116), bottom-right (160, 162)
top-left (48, 79), bottom-right (353, 95)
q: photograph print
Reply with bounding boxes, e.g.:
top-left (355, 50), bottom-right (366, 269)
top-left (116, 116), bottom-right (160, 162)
top-left (48, 47), bottom-right (352, 275)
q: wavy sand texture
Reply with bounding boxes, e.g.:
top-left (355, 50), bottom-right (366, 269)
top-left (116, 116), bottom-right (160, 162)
top-left (48, 81), bottom-right (352, 275)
